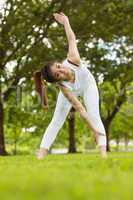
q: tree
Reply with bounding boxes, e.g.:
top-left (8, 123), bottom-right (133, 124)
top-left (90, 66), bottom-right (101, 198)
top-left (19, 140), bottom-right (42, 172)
top-left (68, 108), bottom-right (76, 153)
top-left (0, 0), bottom-right (67, 155)
top-left (1, 0), bottom-right (133, 155)
top-left (110, 89), bottom-right (133, 151)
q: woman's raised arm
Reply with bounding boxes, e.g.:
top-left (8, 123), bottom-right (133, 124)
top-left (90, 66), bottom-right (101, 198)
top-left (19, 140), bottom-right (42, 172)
top-left (53, 12), bottom-right (80, 66)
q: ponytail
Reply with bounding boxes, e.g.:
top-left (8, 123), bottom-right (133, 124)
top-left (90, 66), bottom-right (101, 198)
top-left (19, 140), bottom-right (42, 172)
top-left (33, 71), bottom-right (48, 108)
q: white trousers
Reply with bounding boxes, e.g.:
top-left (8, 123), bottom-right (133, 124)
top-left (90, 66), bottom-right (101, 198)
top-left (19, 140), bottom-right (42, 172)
top-left (40, 75), bottom-right (107, 149)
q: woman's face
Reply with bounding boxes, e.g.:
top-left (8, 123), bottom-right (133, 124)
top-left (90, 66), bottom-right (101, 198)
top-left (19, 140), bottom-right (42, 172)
top-left (50, 62), bottom-right (70, 81)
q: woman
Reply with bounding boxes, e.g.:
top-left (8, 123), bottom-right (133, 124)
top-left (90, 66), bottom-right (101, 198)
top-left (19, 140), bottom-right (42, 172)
top-left (34, 12), bottom-right (107, 159)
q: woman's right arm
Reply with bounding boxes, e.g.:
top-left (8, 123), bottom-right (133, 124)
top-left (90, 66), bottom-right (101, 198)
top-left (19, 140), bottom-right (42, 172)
top-left (59, 85), bottom-right (96, 133)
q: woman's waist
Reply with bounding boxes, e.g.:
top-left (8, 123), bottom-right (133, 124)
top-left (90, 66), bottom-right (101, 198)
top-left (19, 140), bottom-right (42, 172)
top-left (78, 69), bottom-right (93, 83)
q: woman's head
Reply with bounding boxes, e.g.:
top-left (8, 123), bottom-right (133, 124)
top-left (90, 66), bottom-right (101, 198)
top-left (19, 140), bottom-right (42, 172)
top-left (33, 61), bottom-right (71, 108)
top-left (41, 61), bottom-right (69, 83)
top-left (41, 62), bottom-right (57, 83)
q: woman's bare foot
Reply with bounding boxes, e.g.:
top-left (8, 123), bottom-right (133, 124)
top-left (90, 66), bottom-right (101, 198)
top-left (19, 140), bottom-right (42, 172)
top-left (99, 146), bottom-right (107, 158)
top-left (36, 148), bottom-right (48, 160)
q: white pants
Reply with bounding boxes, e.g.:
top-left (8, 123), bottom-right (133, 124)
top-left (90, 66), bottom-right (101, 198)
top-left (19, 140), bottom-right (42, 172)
top-left (40, 75), bottom-right (107, 149)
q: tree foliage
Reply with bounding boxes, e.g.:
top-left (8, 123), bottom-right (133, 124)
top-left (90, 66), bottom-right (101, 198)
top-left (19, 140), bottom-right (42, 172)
top-left (0, 0), bottom-right (133, 154)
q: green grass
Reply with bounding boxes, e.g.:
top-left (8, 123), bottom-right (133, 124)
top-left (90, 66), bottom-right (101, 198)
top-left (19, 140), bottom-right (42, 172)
top-left (0, 152), bottom-right (133, 200)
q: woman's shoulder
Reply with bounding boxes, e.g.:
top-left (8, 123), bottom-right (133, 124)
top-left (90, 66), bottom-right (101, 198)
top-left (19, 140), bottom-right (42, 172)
top-left (62, 58), bottom-right (81, 70)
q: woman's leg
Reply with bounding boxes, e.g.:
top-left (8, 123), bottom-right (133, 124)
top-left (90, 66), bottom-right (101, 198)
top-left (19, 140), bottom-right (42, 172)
top-left (83, 74), bottom-right (107, 157)
top-left (39, 90), bottom-right (72, 151)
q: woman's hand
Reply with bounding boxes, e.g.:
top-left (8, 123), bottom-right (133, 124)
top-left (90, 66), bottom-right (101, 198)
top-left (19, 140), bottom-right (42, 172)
top-left (53, 12), bottom-right (69, 25)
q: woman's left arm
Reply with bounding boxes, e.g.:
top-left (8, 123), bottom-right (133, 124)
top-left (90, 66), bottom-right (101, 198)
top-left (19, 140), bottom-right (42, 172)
top-left (59, 85), bottom-right (97, 134)
top-left (53, 12), bottom-right (80, 66)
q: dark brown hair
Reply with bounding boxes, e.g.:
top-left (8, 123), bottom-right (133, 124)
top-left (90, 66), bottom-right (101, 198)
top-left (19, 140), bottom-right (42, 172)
top-left (33, 62), bottom-right (58, 108)
top-left (41, 62), bottom-right (57, 83)
top-left (33, 71), bottom-right (48, 107)
top-left (34, 60), bottom-right (80, 108)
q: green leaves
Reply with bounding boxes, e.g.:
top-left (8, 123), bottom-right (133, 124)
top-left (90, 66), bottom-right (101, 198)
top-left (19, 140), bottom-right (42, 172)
top-left (0, 0), bottom-right (133, 152)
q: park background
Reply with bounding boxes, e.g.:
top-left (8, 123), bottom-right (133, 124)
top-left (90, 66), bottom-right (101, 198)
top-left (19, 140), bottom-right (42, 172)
top-left (0, 0), bottom-right (133, 155)
top-left (0, 0), bottom-right (133, 200)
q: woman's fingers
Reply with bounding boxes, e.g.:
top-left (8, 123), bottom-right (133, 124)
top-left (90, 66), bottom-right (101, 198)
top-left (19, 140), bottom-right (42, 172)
top-left (53, 13), bottom-right (61, 20)
top-left (53, 13), bottom-right (59, 19)
top-left (53, 13), bottom-right (62, 17)
top-left (53, 12), bottom-right (65, 18)
top-left (53, 12), bottom-right (69, 25)
top-left (53, 13), bottom-right (58, 18)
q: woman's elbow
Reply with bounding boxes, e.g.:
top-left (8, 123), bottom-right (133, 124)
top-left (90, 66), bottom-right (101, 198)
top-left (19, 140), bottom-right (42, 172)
top-left (68, 56), bottom-right (80, 66)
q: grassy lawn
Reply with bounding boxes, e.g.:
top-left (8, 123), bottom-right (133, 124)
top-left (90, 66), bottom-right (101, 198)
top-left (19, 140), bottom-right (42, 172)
top-left (0, 152), bottom-right (133, 200)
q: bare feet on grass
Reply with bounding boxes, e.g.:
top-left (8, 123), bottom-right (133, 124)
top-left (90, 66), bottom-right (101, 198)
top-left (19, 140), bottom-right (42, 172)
top-left (36, 148), bottom-right (48, 160)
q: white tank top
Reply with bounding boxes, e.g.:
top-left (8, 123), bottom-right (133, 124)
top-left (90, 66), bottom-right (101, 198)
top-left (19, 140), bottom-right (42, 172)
top-left (60, 59), bottom-right (93, 96)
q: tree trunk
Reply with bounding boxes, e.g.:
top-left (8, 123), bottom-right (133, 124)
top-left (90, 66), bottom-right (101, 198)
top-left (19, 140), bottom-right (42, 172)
top-left (0, 78), bottom-right (7, 156)
top-left (104, 122), bottom-right (110, 152)
top-left (0, 101), bottom-right (6, 155)
top-left (102, 84), bottom-right (126, 152)
top-left (68, 108), bottom-right (76, 153)
top-left (106, 132), bottom-right (110, 151)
